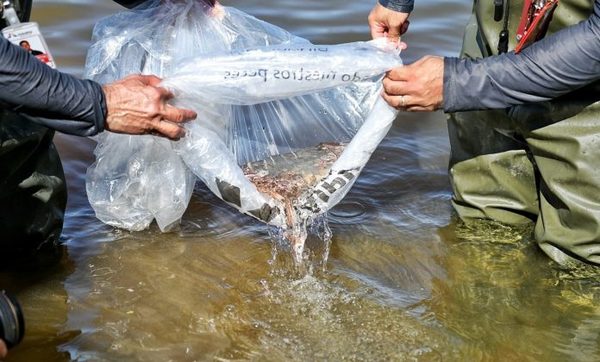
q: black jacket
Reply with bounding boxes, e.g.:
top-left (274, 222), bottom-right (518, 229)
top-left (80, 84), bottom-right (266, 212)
top-left (0, 0), bottom-right (146, 136)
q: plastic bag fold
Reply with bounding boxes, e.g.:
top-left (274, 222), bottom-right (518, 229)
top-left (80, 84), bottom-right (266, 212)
top-left (85, 0), bottom-right (401, 231)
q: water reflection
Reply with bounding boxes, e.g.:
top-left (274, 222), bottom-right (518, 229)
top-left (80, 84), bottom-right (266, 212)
top-left (2, 0), bottom-right (600, 361)
top-left (434, 219), bottom-right (600, 361)
top-left (57, 232), bottom-right (452, 361)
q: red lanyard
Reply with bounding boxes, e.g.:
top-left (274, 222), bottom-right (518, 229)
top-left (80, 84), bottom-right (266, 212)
top-left (515, 0), bottom-right (560, 53)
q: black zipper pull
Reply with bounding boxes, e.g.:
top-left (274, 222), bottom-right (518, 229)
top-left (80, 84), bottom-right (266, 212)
top-left (494, 0), bottom-right (504, 21)
top-left (498, 29), bottom-right (509, 53)
top-left (496, 0), bottom-right (510, 53)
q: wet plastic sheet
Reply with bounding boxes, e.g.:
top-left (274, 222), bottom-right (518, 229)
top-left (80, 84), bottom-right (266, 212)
top-left (85, 0), bottom-right (400, 232)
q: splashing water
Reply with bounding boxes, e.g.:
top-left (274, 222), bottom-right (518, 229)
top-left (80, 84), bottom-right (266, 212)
top-left (243, 143), bottom-right (343, 265)
top-left (268, 215), bottom-right (333, 276)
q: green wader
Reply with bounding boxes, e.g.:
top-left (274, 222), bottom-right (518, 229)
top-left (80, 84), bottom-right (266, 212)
top-left (0, 110), bottom-right (67, 268)
top-left (449, 0), bottom-right (600, 266)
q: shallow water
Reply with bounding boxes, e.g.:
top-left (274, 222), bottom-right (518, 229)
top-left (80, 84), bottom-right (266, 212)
top-left (2, 0), bottom-right (600, 361)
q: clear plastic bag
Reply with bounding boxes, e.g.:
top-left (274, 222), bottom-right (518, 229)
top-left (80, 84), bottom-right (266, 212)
top-left (85, 0), bottom-right (400, 241)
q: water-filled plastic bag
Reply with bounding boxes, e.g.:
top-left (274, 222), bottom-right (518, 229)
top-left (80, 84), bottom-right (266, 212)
top-left (85, 0), bottom-right (401, 245)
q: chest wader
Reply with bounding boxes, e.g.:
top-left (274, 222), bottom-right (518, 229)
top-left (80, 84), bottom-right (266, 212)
top-left (0, 0), bottom-right (66, 269)
top-left (448, 0), bottom-right (600, 266)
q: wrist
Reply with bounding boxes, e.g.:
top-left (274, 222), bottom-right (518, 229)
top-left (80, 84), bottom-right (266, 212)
top-left (92, 81), bottom-right (108, 134)
top-left (442, 57), bottom-right (458, 112)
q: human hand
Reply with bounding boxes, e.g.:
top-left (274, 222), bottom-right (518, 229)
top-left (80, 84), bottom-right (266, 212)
top-left (368, 3), bottom-right (410, 43)
top-left (382, 56), bottom-right (444, 112)
top-left (102, 74), bottom-right (197, 140)
top-left (0, 339), bottom-right (7, 360)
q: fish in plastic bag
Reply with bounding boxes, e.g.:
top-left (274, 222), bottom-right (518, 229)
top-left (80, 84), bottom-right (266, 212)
top-left (84, 0), bottom-right (401, 259)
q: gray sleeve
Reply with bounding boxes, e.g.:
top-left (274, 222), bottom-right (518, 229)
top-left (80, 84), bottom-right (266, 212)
top-left (379, 0), bottom-right (414, 13)
top-left (443, 0), bottom-right (600, 112)
top-left (0, 35), bottom-right (106, 136)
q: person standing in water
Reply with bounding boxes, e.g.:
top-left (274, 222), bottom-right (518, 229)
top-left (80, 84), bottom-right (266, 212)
top-left (0, 0), bottom-right (197, 357)
top-left (369, 0), bottom-right (600, 267)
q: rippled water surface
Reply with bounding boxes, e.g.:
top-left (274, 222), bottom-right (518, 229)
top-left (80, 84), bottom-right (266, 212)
top-left (3, 0), bottom-right (600, 361)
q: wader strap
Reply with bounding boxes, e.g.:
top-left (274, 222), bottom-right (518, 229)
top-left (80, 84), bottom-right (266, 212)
top-left (493, 0), bottom-right (511, 53)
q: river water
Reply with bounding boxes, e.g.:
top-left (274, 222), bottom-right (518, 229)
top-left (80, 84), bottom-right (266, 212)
top-left (3, 0), bottom-right (600, 361)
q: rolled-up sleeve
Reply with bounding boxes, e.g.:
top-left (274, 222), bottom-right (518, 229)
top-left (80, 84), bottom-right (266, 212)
top-left (0, 35), bottom-right (106, 136)
top-left (443, 0), bottom-right (600, 112)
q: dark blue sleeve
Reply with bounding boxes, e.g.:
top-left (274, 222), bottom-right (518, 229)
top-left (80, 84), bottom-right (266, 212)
top-left (379, 0), bottom-right (414, 13)
top-left (112, 0), bottom-right (147, 9)
top-left (0, 35), bottom-right (106, 136)
top-left (443, 0), bottom-right (600, 112)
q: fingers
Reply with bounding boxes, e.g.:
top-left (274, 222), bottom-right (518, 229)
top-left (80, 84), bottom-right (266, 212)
top-left (381, 70), bottom-right (417, 111)
top-left (382, 66), bottom-right (409, 110)
top-left (382, 91), bottom-right (408, 110)
top-left (0, 339), bottom-right (7, 360)
top-left (103, 74), bottom-right (197, 140)
top-left (143, 85), bottom-right (196, 127)
top-left (381, 93), bottom-right (428, 112)
top-left (152, 103), bottom-right (196, 141)
top-left (386, 23), bottom-right (401, 43)
top-left (370, 22), bottom-right (386, 39)
top-left (382, 76), bottom-right (407, 96)
top-left (368, 6), bottom-right (380, 38)
top-left (139, 74), bottom-right (163, 87)
top-left (122, 73), bottom-right (163, 87)
top-left (148, 104), bottom-right (195, 140)
top-left (152, 118), bottom-right (186, 140)
top-left (145, 80), bottom-right (191, 118)
top-left (161, 104), bottom-right (197, 124)
top-left (387, 66), bottom-right (410, 81)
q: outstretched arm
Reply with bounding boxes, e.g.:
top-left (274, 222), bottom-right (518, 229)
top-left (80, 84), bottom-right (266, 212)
top-left (382, 0), bottom-right (600, 112)
top-left (0, 35), bottom-right (107, 135)
top-left (444, 0), bottom-right (600, 112)
top-left (0, 36), bottom-right (195, 139)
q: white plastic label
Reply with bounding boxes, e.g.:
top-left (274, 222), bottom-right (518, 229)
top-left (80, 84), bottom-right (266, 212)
top-left (2, 22), bottom-right (56, 68)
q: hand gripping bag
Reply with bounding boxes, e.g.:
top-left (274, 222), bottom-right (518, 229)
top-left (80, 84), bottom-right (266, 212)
top-left (85, 1), bottom-right (401, 253)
